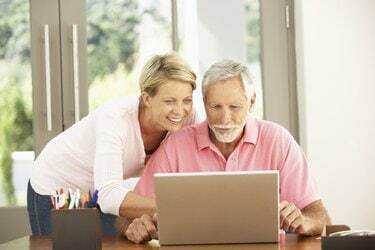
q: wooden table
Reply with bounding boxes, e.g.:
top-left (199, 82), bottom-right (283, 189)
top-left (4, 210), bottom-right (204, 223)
top-left (0, 234), bottom-right (321, 250)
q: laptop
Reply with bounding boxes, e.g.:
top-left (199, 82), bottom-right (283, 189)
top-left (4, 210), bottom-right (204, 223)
top-left (154, 170), bottom-right (279, 245)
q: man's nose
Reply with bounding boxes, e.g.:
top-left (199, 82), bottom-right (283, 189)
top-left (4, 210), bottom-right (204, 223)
top-left (219, 108), bottom-right (231, 124)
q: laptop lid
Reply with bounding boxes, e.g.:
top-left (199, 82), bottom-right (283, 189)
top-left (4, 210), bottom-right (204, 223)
top-left (154, 171), bottom-right (279, 245)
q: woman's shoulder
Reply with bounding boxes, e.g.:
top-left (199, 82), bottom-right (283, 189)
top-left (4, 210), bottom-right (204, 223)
top-left (94, 96), bottom-right (139, 120)
top-left (98, 96), bottom-right (139, 112)
top-left (164, 121), bottom-right (201, 146)
top-left (92, 97), bottom-right (140, 135)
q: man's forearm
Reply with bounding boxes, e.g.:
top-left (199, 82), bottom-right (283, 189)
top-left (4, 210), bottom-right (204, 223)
top-left (119, 191), bottom-right (156, 219)
top-left (301, 200), bottom-right (331, 235)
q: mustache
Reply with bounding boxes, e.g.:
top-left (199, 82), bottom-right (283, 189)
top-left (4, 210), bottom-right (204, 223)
top-left (211, 124), bottom-right (242, 129)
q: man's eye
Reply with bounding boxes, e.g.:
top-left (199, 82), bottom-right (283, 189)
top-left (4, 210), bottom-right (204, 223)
top-left (183, 99), bottom-right (192, 104)
top-left (164, 100), bottom-right (174, 104)
top-left (230, 105), bottom-right (240, 110)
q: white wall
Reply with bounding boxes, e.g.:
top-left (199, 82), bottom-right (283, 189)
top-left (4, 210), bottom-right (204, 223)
top-left (295, 0), bottom-right (375, 229)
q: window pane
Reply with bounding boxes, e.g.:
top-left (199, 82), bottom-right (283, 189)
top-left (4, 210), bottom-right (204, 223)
top-left (0, 0), bottom-right (34, 206)
top-left (177, 0), bottom-right (263, 119)
top-left (86, 0), bottom-right (172, 111)
top-left (245, 0), bottom-right (263, 119)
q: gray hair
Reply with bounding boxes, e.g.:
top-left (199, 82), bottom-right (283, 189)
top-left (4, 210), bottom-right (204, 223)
top-left (202, 59), bottom-right (255, 100)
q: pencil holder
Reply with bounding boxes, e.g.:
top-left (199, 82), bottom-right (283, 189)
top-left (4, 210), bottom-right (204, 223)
top-left (51, 208), bottom-right (102, 250)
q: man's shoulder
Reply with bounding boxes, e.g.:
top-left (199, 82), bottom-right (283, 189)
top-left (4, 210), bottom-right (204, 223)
top-left (167, 122), bottom-right (201, 141)
top-left (161, 122), bottom-right (203, 149)
top-left (255, 118), bottom-right (294, 143)
top-left (257, 119), bottom-right (288, 132)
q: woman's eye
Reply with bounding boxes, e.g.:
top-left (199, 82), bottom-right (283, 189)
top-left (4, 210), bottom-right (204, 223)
top-left (164, 100), bottom-right (174, 104)
top-left (183, 99), bottom-right (192, 104)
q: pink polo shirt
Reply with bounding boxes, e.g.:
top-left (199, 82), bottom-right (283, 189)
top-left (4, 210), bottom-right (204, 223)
top-left (134, 118), bottom-right (320, 209)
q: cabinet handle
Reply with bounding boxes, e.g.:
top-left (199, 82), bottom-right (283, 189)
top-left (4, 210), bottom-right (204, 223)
top-left (72, 24), bottom-right (80, 123)
top-left (44, 24), bottom-right (52, 131)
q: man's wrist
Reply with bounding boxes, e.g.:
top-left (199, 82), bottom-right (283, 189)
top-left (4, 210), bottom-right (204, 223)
top-left (301, 215), bottom-right (322, 236)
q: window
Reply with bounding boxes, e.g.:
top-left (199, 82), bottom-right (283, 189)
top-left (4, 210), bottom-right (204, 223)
top-left (0, 0), bottom-right (295, 207)
top-left (0, 0), bottom-right (33, 206)
top-left (87, 0), bottom-right (173, 111)
top-left (244, 0), bottom-right (263, 119)
top-left (176, 0), bottom-right (263, 119)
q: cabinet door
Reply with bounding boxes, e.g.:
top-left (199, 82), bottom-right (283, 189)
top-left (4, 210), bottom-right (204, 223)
top-left (30, 0), bottom-right (63, 155)
top-left (60, 0), bottom-right (88, 129)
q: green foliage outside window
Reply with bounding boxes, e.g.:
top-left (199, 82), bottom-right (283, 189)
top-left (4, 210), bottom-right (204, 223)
top-left (245, 0), bottom-right (261, 64)
top-left (87, 0), bottom-right (140, 83)
top-left (0, 0), bottom-right (33, 205)
top-left (0, 78), bottom-right (33, 205)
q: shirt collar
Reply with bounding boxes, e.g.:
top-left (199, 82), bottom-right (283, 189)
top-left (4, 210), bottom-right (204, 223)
top-left (196, 117), bottom-right (259, 151)
top-left (242, 117), bottom-right (259, 144)
top-left (196, 121), bottom-right (211, 151)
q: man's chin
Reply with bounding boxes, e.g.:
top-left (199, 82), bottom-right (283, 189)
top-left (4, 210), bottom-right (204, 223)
top-left (212, 126), bottom-right (247, 143)
top-left (212, 132), bottom-right (237, 143)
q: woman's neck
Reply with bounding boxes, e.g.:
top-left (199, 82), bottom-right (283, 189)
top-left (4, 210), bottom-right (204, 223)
top-left (138, 103), bottom-right (168, 154)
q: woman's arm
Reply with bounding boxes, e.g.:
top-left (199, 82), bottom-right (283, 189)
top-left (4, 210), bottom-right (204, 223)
top-left (94, 101), bottom-right (150, 216)
top-left (119, 191), bottom-right (156, 219)
top-left (116, 193), bottom-right (156, 240)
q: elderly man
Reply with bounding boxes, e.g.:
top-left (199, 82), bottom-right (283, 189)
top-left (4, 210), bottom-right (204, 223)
top-left (124, 60), bottom-right (331, 243)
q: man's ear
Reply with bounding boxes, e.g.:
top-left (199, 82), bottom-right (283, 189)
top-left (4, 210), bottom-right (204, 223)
top-left (249, 93), bottom-right (256, 112)
top-left (141, 92), bottom-right (152, 108)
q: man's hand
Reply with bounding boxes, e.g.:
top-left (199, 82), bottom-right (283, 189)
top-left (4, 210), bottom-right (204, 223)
top-left (279, 200), bottom-right (331, 236)
top-left (125, 214), bottom-right (158, 244)
top-left (279, 200), bottom-right (308, 234)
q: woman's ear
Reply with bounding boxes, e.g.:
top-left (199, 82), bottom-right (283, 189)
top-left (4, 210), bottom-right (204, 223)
top-left (141, 92), bottom-right (152, 108)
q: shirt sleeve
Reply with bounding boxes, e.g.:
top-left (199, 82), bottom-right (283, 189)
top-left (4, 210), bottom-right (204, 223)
top-left (134, 143), bottom-right (174, 198)
top-left (93, 107), bottom-right (130, 216)
top-left (279, 133), bottom-right (321, 209)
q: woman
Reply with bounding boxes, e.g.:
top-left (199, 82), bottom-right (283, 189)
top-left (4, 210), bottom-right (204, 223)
top-left (27, 53), bottom-right (197, 236)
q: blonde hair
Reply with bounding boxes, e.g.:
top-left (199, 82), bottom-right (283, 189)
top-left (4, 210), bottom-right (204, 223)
top-left (139, 53), bottom-right (196, 97)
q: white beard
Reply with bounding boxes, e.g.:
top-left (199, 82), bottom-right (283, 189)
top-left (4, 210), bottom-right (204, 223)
top-left (208, 119), bottom-right (247, 143)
